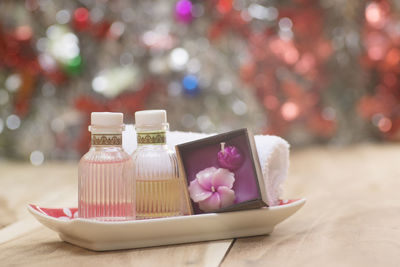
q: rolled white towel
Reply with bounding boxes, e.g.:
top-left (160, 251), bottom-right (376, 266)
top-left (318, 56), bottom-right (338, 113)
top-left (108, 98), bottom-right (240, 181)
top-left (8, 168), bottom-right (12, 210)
top-left (123, 125), bottom-right (289, 206)
top-left (254, 135), bottom-right (289, 206)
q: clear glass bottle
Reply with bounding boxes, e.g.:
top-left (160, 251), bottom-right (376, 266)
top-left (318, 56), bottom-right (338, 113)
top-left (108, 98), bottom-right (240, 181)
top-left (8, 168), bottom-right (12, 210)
top-left (131, 110), bottom-right (183, 219)
top-left (78, 112), bottom-right (135, 221)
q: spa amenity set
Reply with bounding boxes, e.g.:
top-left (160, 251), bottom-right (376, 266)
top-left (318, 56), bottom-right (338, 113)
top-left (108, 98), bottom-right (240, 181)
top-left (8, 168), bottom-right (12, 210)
top-left (28, 110), bottom-right (305, 251)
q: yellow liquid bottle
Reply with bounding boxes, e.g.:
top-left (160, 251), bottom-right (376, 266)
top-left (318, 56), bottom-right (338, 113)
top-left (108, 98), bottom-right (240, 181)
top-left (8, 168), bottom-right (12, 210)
top-left (131, 110), bottom-right (183, 219)
top-left (136, 179), bottom-right (182, 218)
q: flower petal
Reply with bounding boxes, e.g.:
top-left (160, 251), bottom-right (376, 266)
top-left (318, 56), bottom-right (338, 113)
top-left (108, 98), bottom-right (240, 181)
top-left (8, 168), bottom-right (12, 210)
top-left (188, 179), bottom-right (212, 202)
top-left (212, 168), bottom-right (235, 189)
top-left (217, 186), bottom-right (235, 208)
top-left (198, 192), bottom-right (221, 212)
top-left (196, 167), bottom-right (217, 190)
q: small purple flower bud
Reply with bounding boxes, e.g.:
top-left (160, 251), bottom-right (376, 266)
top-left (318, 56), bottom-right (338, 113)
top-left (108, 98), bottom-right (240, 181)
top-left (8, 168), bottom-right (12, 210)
top-left (217, 145), bottom-right (244, 171)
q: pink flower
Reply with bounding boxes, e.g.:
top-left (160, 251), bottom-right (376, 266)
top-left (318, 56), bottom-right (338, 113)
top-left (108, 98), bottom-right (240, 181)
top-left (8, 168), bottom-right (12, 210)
top-left (188, 167), bottom-right (236, 212)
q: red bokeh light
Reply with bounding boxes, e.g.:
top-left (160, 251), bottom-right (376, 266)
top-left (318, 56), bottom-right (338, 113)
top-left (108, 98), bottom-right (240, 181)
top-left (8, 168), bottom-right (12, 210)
top-left (73, 7), bottom-right (90, 30)
top-left (378, 117), bottom-right (392, 132)
top-left (217, 0), bottom-right (232, 14)
top-left (15, 25), bottom-right (32, 41)
top-left (74, 8), bottom-right (89, 23)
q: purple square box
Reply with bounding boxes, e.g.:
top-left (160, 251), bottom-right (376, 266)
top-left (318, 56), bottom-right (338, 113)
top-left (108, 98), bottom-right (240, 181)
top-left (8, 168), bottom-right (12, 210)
top-left (176, 128), bottom-right (268, 214)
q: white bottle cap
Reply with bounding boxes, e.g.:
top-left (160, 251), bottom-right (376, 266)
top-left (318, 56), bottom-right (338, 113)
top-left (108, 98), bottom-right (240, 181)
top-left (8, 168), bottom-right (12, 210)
top-left (135, 110), bottom-right (167, 127)
top-left (91, 112), bottom-right (123, 127)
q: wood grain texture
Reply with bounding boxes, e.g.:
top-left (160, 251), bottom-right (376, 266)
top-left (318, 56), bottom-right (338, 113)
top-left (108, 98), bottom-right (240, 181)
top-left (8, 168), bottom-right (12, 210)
top-left (0, 227), bottom-right (232, 267)
top-left (221, 144), bottom-right (400, 267)
top-left (0, 162), bottom-right (232, 267)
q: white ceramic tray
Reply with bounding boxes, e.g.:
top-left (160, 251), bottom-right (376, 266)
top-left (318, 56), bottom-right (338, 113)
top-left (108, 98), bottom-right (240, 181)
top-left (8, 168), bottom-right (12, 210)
top-left (28, 199), bottom-right (305, 251)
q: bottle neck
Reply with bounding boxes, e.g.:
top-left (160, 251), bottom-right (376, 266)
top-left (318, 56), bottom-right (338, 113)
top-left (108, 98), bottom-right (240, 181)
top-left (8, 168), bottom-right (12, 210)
top-left (90, 125), bottom-right (123, 148)
top-left (135, 123), bottom-right (169, 146)
top-left (137, 130), bottom-right (166, 146)
top-left (91, 133), bottom-right (122, 147)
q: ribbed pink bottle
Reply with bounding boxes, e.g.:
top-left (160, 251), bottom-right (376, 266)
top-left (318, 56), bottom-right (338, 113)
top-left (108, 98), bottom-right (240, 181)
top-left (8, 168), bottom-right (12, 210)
top-left (78, 112), bottom-right (135, 221)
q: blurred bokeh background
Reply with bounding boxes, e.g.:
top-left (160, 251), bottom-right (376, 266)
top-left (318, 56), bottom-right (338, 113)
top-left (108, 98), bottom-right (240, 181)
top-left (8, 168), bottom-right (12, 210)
top-left (0, 0), bottom-right (399, 164)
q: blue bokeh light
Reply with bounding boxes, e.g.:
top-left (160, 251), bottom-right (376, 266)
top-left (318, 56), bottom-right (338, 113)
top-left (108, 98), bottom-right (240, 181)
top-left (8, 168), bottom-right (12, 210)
top-left (182, 75), bottom-right (199, 93)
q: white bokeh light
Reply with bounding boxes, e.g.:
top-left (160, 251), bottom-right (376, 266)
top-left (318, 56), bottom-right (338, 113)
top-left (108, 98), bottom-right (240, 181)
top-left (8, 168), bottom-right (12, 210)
top-left (92, 76), bottom-right (108, 93)
top-left (279, 17), bottom-right (293, 30)
top-left (110, 21), bottom-right (125, 37)
top-left (5, 74), bottom-right (21, 92)
top-left (169, 48), bottom-right (189, 71)
top-left (248, 4), bottom-right (269, 20)
top-left (56, 10), bottom-right (71, 24)
top-left (6, 114), bottom-right (21, 130)
top-left (248, 4), bottom-right (278, 21)
top-left (53, 33), bottom-right (80, 60)
top-left (46, 25), bottom-right (63, 39)
top-left (38, 54), bottom-right (57, 71)
top-left (30, 151), bottom-right (45, 166)
top-left (232, 100), bottom-right (248, 115)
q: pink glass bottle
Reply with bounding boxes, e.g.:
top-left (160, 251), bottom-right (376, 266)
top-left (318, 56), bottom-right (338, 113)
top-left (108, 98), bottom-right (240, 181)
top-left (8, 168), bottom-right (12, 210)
top-left (78, 112), bottom-right (135, 221)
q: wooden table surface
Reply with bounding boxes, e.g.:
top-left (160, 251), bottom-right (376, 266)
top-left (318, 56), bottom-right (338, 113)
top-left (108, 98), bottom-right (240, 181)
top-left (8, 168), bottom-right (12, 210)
top-left (1, 144), bottom-right (400, 267)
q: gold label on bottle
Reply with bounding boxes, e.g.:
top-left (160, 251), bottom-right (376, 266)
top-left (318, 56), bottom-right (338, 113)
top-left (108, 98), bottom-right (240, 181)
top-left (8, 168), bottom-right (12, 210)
top-left (91, 134), bottom-right (122, 146)
top-left (137, 131), bottom-right (166, 145)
